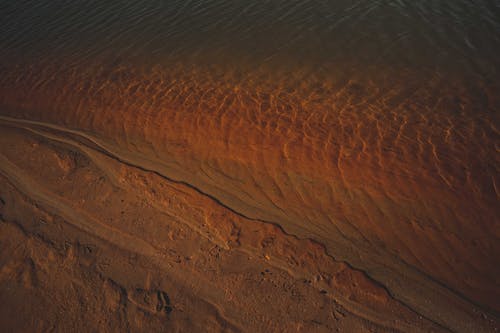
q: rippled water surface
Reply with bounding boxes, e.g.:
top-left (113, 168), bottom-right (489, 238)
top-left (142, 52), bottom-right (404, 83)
top-left (1, 0), bottom-right (500, 73)
top-left (0, 0), bottom-right (499, 330)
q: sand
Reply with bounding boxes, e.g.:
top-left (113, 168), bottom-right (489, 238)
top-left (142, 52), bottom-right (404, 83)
top-left (0, 60), bottom-right (499, 332)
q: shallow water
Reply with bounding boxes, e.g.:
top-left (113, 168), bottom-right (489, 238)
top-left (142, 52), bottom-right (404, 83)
top-left (1, 0), bottom-right (500, 73)
top-left (0, 0), bottom-right (499, 330)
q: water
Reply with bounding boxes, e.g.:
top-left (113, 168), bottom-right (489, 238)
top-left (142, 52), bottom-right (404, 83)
top-left (1, 0), bottom-right (499, 74)
top-left (0, 0), bottom-right (499, 329)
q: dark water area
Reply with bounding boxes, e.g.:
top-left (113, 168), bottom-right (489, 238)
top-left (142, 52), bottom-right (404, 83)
top-left (1, 0), bottom-right (500, 78)
top-left (0, 1), bottom-right (499, 331)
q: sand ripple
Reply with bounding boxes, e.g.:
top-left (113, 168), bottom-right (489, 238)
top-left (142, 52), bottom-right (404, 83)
top-left (0, 60), bottom-right (499, 331)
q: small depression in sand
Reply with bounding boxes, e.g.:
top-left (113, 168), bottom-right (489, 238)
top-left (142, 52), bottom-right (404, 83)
top-left (0, 1), bottom-right (499, 332)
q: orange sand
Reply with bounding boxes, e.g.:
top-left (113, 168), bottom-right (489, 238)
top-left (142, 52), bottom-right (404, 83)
top-left (0, 60), bottom-right (498, 332)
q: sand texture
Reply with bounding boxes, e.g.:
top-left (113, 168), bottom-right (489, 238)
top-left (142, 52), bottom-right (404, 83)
top-left (0, 60), bottom-right (499, 332)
